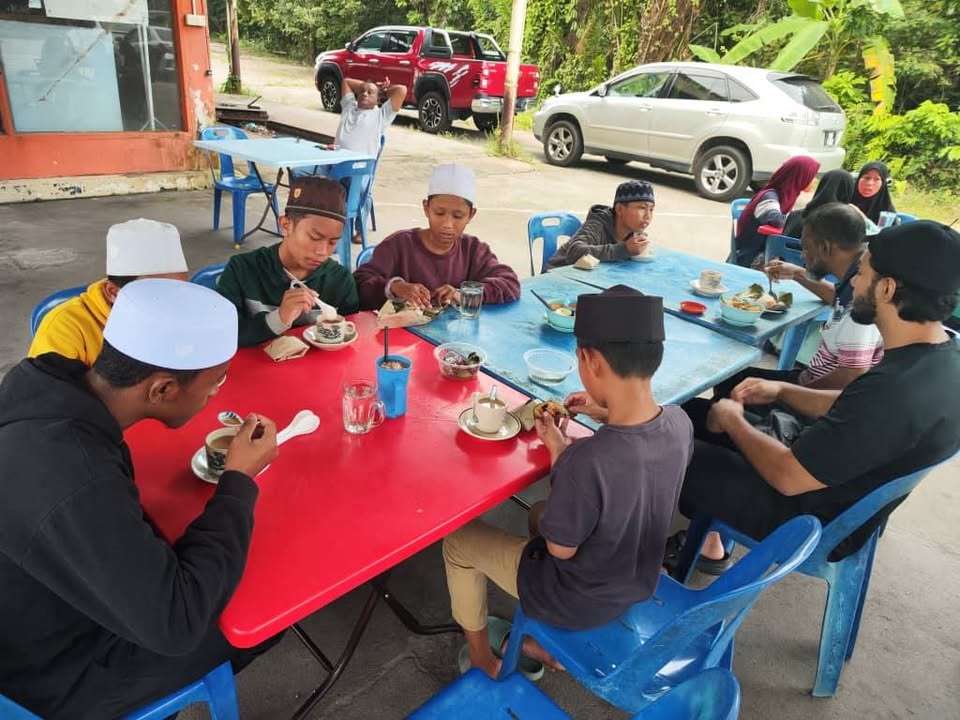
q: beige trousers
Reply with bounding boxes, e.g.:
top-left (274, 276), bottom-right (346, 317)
top-left (442, 519), bottom-right (529, 632)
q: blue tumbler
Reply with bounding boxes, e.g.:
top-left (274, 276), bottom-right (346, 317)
top-left (376, 355), bottom-right (412, 418)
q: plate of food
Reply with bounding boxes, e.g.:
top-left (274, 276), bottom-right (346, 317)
top-left (376, 299), bottom-right (450, 329)
top-left (719, 294), bottom-right (765, 327)
top-left (735, 283), bottom-right (794, 314)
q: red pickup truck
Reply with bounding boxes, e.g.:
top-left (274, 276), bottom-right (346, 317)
top-left (313, 26), bottom-right (540, 134)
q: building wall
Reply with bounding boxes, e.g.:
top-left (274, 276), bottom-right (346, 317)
top-left (0, 0), bottom-right (214, 181)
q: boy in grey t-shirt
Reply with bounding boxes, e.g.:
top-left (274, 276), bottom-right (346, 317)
top-left (334, 76), bottom-right (406, 157)
top-left (442, 285), bottom-right (693, 679)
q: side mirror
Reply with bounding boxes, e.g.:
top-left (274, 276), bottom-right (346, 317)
top-left (345, 42), bottom-right (356, 53)
top-left (597, 83), bottom-right (608, 98)
top-left (553, 83), bottom-right (562, 96)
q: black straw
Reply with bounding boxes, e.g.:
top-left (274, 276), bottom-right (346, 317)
top-left (383, 327), bottom-right (389, 362)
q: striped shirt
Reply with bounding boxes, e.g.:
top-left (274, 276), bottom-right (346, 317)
top-left (798, 306), bottom-right (883, 385)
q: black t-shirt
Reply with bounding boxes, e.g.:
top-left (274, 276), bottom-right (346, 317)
top-left (791, 339), bottom-right (960, 552)
top-left (517, 406), bottom-right (693, 630)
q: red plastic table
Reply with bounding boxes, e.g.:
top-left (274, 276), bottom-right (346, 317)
top-left (126, 313), bottom-right (589, 717)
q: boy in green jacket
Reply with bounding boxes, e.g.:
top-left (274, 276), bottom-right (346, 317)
top-left (218, 176), bottom-right (359, 347)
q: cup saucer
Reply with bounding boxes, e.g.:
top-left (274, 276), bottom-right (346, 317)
top-left (690, 279), bottom-right (727, 298)
top-left (303, 326), bottom-right (358, 350)
top-left (190, 448), bottom-right (271, 484)
top-left (630, 252), bottom-right (657, 262)
top-left (457, 409), bottom-right (521, 441)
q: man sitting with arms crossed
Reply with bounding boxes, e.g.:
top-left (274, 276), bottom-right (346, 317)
top-left (675, 221), bottom-right (960, 569)
top-left (28, 218), bottom-right (188, 365)
top-left (0, 280), bottom-right (279, 718)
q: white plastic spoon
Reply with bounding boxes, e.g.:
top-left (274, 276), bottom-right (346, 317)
top-left (276, 409), bottom-right (321, 446)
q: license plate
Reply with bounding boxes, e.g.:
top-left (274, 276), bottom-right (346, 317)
top-left (824, 130), bottom-right (837, 147)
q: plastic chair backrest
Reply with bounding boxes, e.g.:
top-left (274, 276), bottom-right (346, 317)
top-left (0, 693), bottom-right (41, 719)
top-left (190, 263), bottom-right (227, 290)
top-left (199, 125), bottom-right (248, 179)
top-left (527, 212), bottom-right (582, 275)
top-left (30, 285), bottom-right (86, 336)
top-left (355, 246), bottom-right (375, 268)
top-left (330, 159), bottom-right (377, 216)
top-left (896, 212), bottom-right (917, 224)
top-left (631, 668), bottom-right (740, 720)
top-left (763, 233), bottom-right (802, 266)
top-left (120, 661), bottom-right (239, 720)
top-left (605, 516), bottom-right (820, 691)
top-left (728, 198), bottom-right (751, 263)
top-left (730, 198), bottom-right (750, 221)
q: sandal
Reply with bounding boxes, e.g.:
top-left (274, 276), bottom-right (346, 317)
top-left (457, 616), bottom-right (544, 681)
top-left (662, 530), bottom-right (733, 577)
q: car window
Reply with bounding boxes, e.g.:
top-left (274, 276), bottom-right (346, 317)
top-left (608, 72), bottom-right (671, 99)
top-left (383, 30), bottom-right (416, 54)
top-left (355, 31), bottom-right (387, 52)
top-left (727, 79), bottom-right (757, 103)
top-left (448, 34), bottom-right (475, 58)
top-left (476, 35), bottom-right (505, 61)
top-left (666, 72), bottom-right (729, 101)
top-left (771, 75), bottom-right (842, 113)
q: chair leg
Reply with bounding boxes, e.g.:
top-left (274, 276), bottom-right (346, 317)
top-left (203, 662), bottom-right (240, 720)
top-left (845, 534), bottom-right (879, 661)
top-left (213, 188), bottom-right (223, 230)
top-left (778, 323), bottom-right (807, 370)
top-left (674, 515), bottom-right (712, 584)
top-left (270, 190), bottom-right (281, 234)
top-left (813, 554), bottom-right (870, 697)
top-left (357, 215), bottom-right (368, 249)
top-left (232, 191), bottom-right (247, 246)
top-left (369, 196), bottom-right (377, 231)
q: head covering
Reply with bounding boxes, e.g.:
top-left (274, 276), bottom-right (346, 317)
top-left (868, 221), bottom-right (960, 295)
top-left (614, 180), bottom-right (655, 206)
top-left (574, 284), bottom-right (665, 343)
top-left (428, 163), bottom-right (476, 204)
top-left (802, 169), bottom-right (856, 218)
top-left (103, 278), bottom-right (238, 370)
top-left (737, 156), bottom-right (820, 237)
top-left (285, 176), bottom-right (347, 222)
top-left (105, 219), bottom-right (187, 277)
top-left (852, 161), bottom-right (896, 223)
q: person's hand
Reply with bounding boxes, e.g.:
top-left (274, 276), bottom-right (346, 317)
top-left (224, 414), bottom-right (278, 478)
top-left (764, 259), bottom-right (805, 282)
top-left (706, 399), bottom-right (744, 435)
top-left (564, 391), bottom-right (608, 422)
top-left (535, 412), bottom-right (569, 454)
top-left (730, 378), bottom-right (782, 406)
top-left (278, 287), bottom-right (318, 326)
top-left (392, 280), bottom-right (432, 308)
top-left (379, 76), bottom-right (392, 89)
top-left (624, 233), bottom-right (650, 257)
top-left (433, 284), bottom-right (460, 307)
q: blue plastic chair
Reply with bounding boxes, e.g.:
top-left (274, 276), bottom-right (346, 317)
top-left (329, 158), bottom-right (377, 267)
top-left (30, 285), bottom-right (86, 336)
top-left (500, 516), bottom-right (821, 714)
top-left (355, 245), bottom-right (375, 269)
top-left (896, 212), bottom-right (917, 224)
top-left (674, 459), bottom-right (951, 697)
top-left (190, 263), bottom-right (227, 289)
top-left (358, 134), bottom-right (386, 236)
top-left (0, 662), bottom-right (238, 720)
top-left (526, 212), bottom-right (582, 276)
top-left (726, 198), bottom-right (751, 264)
top-left (200, 126), bottom-right (280, 246)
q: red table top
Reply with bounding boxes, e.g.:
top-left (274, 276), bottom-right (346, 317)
top-left (127, 313), bottom-right (590, 647)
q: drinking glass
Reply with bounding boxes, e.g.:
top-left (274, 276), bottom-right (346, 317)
top-left (342, 380), bottom-right (385, 434)
top-left (459, 281), bottom-right (484, 319)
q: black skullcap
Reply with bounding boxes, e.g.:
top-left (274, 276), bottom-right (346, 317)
top-left (614, 180), bottom-right (655, 206)
top-left (574, 284), bottom-right (665, 343)
top-left (868, 220), bottom-right (960, 295)
top-left (285, 176), bottom-right (347, 223)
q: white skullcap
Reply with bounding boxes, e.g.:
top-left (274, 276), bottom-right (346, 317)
top-left (106, 218), bottom-right (188, 276)
top-left (428, 164), bottom-right (476, 204)
top-left (103, 279), bottom-right (238, 370)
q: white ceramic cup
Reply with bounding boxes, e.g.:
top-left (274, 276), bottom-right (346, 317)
top-left (316, 315), bottom-right (357, 344)
top-left (471, 393), bottom-right (507, 434)
top-left (700, 270), bottom-right (723, 290)
top-left (204, 427), bottom-right (237, 479)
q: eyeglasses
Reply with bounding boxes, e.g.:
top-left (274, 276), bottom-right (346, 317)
top-left (216, 374), bottom-right (228, 388)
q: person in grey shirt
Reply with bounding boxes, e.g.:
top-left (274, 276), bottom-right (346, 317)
top-left (335, 76), bottom-right (407, 158)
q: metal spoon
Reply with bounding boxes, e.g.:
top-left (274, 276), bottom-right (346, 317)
top-left (489, 385), bottom-right (499, 405)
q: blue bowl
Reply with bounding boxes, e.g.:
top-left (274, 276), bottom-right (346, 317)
top-left (543, 298), bottom-right (577, 331)
top-left (719, 295), bottom-right (764, 325)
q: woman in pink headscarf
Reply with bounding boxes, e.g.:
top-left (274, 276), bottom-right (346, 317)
top-left (733, 156), bottom-right (820, 267)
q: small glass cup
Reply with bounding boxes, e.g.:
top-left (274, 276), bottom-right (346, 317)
top-left (376, 355), bottom-right (412, 419)
top-left (459, 281), bottom-right (484, 319)
top-left (342, 380), bottom-right (385, 434)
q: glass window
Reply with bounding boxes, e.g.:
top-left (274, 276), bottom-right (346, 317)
top-left (772, 75), bottom-right (842, 113)
top-left (0, 0), bottom-right (182, 133)
top-left (383, 30), bottom-right (415, 54)
top-left (666, 72), bottom-right (729, 101)
top-left (448, 33), bottom-right (474, 58)
top-left (608, 72), bottom-right (671, 99)
top-left (728, 79), bottom-right (757, 103)
top-left (355, 31), bottom-right (387, 52)
top-left (476, 35), bottom-right (504, 62)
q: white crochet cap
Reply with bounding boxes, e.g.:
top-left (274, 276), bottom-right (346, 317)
top-left (428, 164), bottom-right (476, 204)
top-left (106, 218), bottom-right (188, 276)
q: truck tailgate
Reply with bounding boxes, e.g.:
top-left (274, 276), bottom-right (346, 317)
top-left (479, 62), bottom-right (540, 98)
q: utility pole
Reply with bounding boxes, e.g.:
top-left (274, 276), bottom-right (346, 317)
top-left (499, 0), bottom-right (528, 152)
top-left (225, 0), bottom-right (242, 93)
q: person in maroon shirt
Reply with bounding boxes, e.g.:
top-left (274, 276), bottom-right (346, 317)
top-left (353, 164), bottom-right (520, 310)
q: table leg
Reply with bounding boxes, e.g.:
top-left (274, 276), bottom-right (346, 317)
top-left (240, 166), bottom-right (283, 243)
top-left (509, 495), bottom-right (533, 511)
top-left (374, 575), bottom-right (461, 636)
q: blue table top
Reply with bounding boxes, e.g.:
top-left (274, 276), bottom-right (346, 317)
top-left (551, 247), bottom-right (828, 346)
top-left (193, 137), bottom-right (373, 168)
top-left (408, 274), bottom-right (761, 411)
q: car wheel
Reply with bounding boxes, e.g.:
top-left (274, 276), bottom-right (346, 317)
top-left (418, 91), bottom-right (451, 134)
top-left (473, 113), bottom-right (499, 134)
top-left (605, 156), bottom-right (630, 167)
top-left (693, 145), bottom-right (751, 202)
top-left (543, 119), bottom-right (583, 167)
top-left (318, 73), bottom-right (341, 113)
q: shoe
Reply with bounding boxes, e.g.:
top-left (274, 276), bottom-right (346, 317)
top-left (351, 232), bottom-right (363, 245)
top-left (662, 530), bottom-right (733, 577)
top-left (457, 616), bottom-right (544, 681)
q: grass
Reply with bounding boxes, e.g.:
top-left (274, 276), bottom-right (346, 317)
top-left (485, 129), bottom-right (533, 162)
top-left (895, 186), bottom-right (960, 226)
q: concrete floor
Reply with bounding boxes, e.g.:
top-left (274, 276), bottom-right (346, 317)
top-left (1, 48), bottom-right (958, 720)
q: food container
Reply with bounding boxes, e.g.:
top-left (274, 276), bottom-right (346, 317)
top-left (719, 295), bottom-right (764, 325)
top-left (544, 298), bottom-right (577, 331)
top-left (679, 301), bottom-right (707, 316)
top-left (523, 349), bottom-right (576, 384)
top-left (434, 342), bottom-right (487, 380)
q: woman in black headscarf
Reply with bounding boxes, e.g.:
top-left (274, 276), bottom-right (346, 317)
top-left (782, 169), bottom-right (857, 238)
top-left (851, 161), bottom-right (896, 223)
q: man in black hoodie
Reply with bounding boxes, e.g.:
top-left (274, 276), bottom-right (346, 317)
top-left (0, 279), bottom-right (278, 719)
top-left (546, 180), bottom-right (655, 269)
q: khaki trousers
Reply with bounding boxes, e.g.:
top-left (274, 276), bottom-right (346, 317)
top-left (442, 519), bottom-right (529, 632)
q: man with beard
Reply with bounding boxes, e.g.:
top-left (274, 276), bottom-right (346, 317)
top-left (670, 220), bottom-right (960, 569)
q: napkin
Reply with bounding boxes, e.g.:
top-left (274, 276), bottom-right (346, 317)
top-left (510, 399), bottom-right (538, 432)
top-left (264, 335), bottom-right (310, 361)
top-left (574, 253), bottom-right (599, 270)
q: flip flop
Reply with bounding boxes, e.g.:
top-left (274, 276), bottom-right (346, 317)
top-left (662, 530), bottom-right (733, 577)
top-left (457, 616), bottom-right (544, 681)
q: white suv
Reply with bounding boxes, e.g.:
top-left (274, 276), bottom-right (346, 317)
top-left (533, 62), bottom-right (846, 202)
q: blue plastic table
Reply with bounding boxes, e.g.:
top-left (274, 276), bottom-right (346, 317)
top-left (551, 248), bottom-right (827, 349)
top-left (408, 274), bottom-right (761, 413)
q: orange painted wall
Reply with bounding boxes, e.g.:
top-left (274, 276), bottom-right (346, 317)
top-left (0, 0), bottom-right (215, 181)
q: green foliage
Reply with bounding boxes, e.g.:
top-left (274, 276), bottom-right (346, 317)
top-left (822, 70), bottom-right (869, 110)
